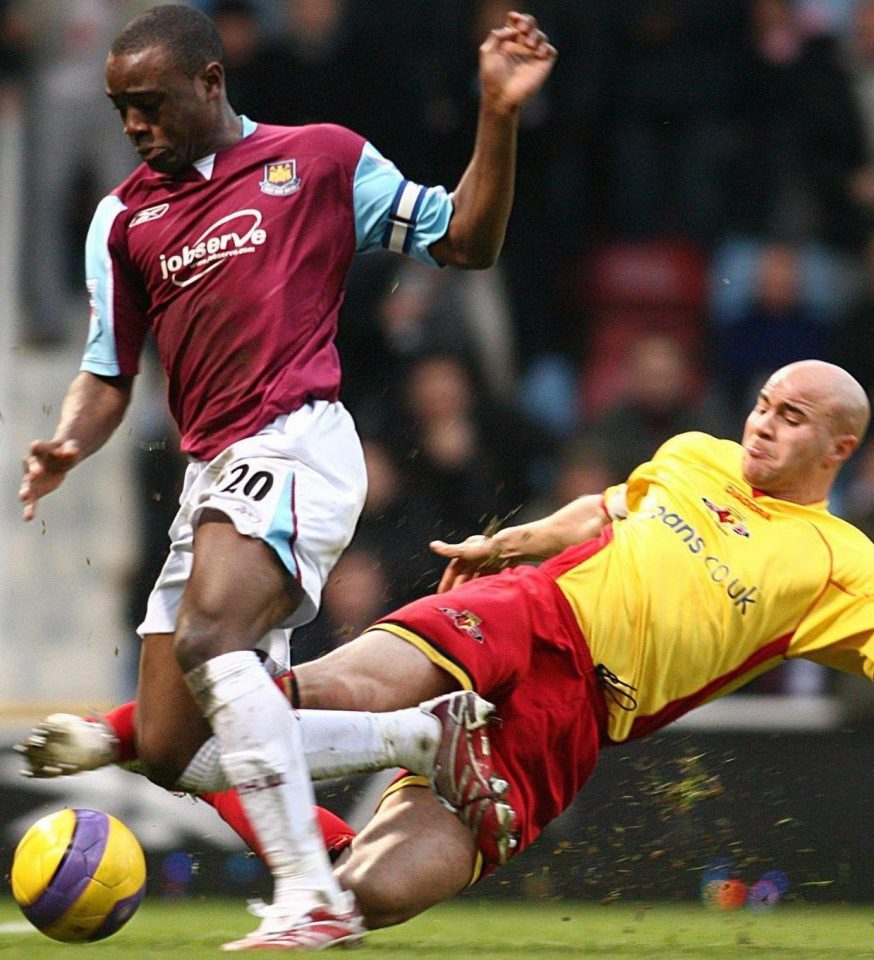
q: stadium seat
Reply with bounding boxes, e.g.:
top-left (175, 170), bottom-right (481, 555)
top-left (575, 240), bottom-right (710, 416)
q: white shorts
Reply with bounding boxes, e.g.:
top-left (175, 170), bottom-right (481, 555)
top-left (138, 401), bottom-right (367, 672)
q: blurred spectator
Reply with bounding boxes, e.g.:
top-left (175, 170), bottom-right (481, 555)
top-left (423, 0), bottom-right (571, 367)
top-left (353, 437), bottom-right (444, 603)
top-left (388, 351), bottom-right (550, 542)
top-left (844, 0), bottom-right (874, 151)
top-left (514, 434), bottom-right (620, 526)
top-left (586, 333), bottom-right (733, 480)
top-left (0, 0), bottom-right (32, 93)
top-left (123, 343), bottom-right (185, 693)
top-left (209, 0), bottom-right (355, 127)
top-left (277, 0), bottom-right (434, 178)
top-left (803, 0), bottom-right (862, 34)
top-left (209, 0), bottom-right (285, 122)
top-left (710, 240), bottom-right (845, 408)
top-left (212, 0), bottom-right (436, 168)
top-left (727, 0), bottom-right (869, 249)
top-left (338, 256), bottom-right (517, 422)
top-left (574, 238), bottom-right (711, 419)
top-left (843, 437), bottom-right (874, 537)
top-left (832, 233), bottom-right (874, 395)
top-left (841, 0), bottom-right (874, 229)
top-left (17, 0), bottom-right (145, 346)
top-left (601, 0), bottom-right (749, 246)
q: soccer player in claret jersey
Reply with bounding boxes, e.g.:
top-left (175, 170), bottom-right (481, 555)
top-left (21, 361), bottom-right (874, 948)
top-left (18, 3), bottom-right (557, 950)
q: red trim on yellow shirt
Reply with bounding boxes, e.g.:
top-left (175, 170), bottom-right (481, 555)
top-left (623, 631), bottom-right (794, 741)
top-left (541, 524), bottom-right (614, 580)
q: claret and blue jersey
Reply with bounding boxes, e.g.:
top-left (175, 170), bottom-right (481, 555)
top-left (80, 117), bottom-right (453, 460)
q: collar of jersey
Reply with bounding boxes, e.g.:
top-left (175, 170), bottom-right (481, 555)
top-left (192, 115), bottom-right (257, 180)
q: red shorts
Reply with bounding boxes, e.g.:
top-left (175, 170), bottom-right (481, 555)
top-left (372, 561), bottom-right (608, 868)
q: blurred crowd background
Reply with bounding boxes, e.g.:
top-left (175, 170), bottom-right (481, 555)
top-left (2, 0), bottom-right (873, 702)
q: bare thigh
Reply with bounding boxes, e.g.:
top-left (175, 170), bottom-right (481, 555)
top-left (336, 786), bottom-right (476, 928)
top-left (295, 630), bottom-right (459, 711)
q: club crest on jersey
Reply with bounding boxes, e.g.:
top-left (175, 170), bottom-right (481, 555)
top-left (438, 607), bottom-right (484, 643)
top-left (130, 202), bottom-right (169, 228)
top-left (260, 159), bottom-right (301, 196)
top-left (701, 497), bottom-right (751, 538)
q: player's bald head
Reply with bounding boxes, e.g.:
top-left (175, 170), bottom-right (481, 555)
top-left (767, 360), bottom-right (870, 443)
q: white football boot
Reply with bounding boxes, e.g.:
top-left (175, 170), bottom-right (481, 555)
top-left (16, 714), bottom-right (119, 778)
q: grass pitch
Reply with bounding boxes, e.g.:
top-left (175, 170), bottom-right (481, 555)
top-left (1, 898), bottom-right (873, 959)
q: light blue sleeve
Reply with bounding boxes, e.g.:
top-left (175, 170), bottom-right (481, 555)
top-left (353, 141), bottom-right (453, 267)
top-left (80, 195), bottom-right (127, 376)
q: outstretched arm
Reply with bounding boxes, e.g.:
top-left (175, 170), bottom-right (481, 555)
top-left (430, 493), bottom-right (613, 592)
top-left (429, 11), bottom-right (557, 269)
top-left (20, 371), bottom-right (133, 521)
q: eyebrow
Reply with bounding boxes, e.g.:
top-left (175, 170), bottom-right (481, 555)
top-left (759, 392), bottom-right (810, 419)
top-left (106, 89), bottom-right (164, 107)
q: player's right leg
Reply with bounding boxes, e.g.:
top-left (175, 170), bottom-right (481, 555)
top-left (14, 633), bottom-right (213, 787)
top-left (336, 784), bottom-right (478, 929)
top-left (135, 631), bottom-right (216, 787)
top-left (15, 704), bottom-right (357, 862)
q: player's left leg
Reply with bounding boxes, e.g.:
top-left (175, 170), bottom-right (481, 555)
top-left (222, 786), bottom-right (477, 950)
top-left (174, 514), bottom-right (353, 927)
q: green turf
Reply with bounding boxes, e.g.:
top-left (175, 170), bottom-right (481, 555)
top-left (2, 898), bottom-right (874, 958)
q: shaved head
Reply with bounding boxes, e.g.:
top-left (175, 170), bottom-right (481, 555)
top-left (767, 360), bottom-right (870, 443)
top-left (742, 360), bottom-right (870, 503)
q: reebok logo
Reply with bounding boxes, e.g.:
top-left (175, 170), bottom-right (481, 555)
top-left (130, 202), bottom-right (169, 228)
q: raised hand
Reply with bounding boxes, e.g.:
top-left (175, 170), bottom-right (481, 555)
top-left (479, 11), bottom-right (557, 110)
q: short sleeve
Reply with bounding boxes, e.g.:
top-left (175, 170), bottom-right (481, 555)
top-left (352, 141), bottom-right (453, 267)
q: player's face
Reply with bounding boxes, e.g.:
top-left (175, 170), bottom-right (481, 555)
top-left (105, 46), bottom-right (223, 174)
top-left (741, 369), bottom-right (838, 503)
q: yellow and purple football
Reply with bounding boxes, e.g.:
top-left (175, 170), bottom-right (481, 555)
top-left (10, 808), bottom-right (146, 942)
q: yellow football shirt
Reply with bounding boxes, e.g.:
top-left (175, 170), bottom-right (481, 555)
top-left (549, 432), bottom-right (874, 743)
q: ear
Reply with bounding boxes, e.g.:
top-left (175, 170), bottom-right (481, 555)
top-left (200, 60), bottom-right (225, 100)
top-left (830, 433), bottom-right (859, 466)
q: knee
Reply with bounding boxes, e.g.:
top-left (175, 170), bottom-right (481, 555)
top-left (174, 608), bottom-right (226, 673)
top-left (336, 862), bottom-right (419, 930)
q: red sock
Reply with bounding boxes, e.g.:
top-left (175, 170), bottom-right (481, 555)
top-left (93, 701), bottom-right (138, 764)
top-left (96, 676), bottom-right (353, 860)
top-left (275, 670), bottom-right (301, 707)
top-left (201, 789), bottom-right (355, 862)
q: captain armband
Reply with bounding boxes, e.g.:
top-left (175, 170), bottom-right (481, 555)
top-left (382, 180), bottom-right (425, 255)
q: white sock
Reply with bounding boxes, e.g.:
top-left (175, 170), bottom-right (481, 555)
top-left (185, 650), bottom-right (348, 916)
top-left (173, 737), bottom-right (231, 794)
top-left (299, 707), bottom-right (440, 778)
top-left (177, 738), bottom-right (228, 792)
top-left (176, 707), bottom-right (441, 793)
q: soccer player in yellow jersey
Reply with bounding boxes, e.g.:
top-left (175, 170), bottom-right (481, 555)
top-left (19, 360), bottom-right (872, 945)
